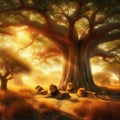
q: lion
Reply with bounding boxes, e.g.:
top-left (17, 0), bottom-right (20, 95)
top-left (48, 84), bottom-right (71, 99)
top-left (77, 88), bottom-right (87, 97)
top-left (66, 82), bottom-right (74, 93)
top-left (48, 84), bottom-right (60, 97)
top-left (35, 85), bottom-right (43, 93)
top-left (35, 85), bottom-right (47, 95)
top-left (77, 87), bottom-right (96, 98)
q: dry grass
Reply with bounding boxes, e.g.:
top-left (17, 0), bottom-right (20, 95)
top-left (0, 90), bottom-right (77, 120)
top-left (7, 101), bottom-right (35, 120)
top-left (0, 90), bottom-right (38, 120)
top-left (72, 98), bottom-right (120, 120)
top-left (98, 84), bottom-right (120, 92)
top-left (0, 90), bottom-right (22, 105)
top-left (18, 88), bottom-right (33, 99)
top-left (0, 104), bottom-right (6, 117)
top-left (0, 90), bottom-right (35, 119)
top-left (36, 100), bottom-right (76, 120)
top-left (37, 100), bottom-right (59, 114)
top-left (2, 88), bottom-right (119, 120)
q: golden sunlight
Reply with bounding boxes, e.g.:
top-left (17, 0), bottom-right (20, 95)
top-left (14, 26), bottom-right (31, 46)
top-left (16, 31), bottom-right (31, 43)
top-left (10, 28), bottom-right (63, 88)
top-left (21, 74), bottom-right (36, 89)
top-left (91, 65), bottom-right (103, 73)
top-left (16, 31), bottom-right (25, 38)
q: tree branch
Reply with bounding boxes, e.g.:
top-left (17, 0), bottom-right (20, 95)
top-left (6, 72), bottom-right (14, 80)
top-left (91, 47), bottom-right (120, 64)
top-left (35, 45), bottom-right (61, 63)
top-left (91, 47), bottom-right (116, 58)
top-left (94, 23), bottom-right (120, 38)
top-left (18, 35), bottom-right (36, 51)
top-left (0, 29), bottom-right (13, 35)
top-left (4, 70), bottom-right (10, 78)
top-left (92, 32), bottom-right (120, 49)
top-left (0, 0), bottom-right (72, 46)
top-left (95, 10), bottom-right (120, 25)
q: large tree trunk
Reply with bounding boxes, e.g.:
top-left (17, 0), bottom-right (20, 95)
top-left (59, 43), bottom-right (99, 92)
top-left (1, 78), bottom-right (8, 90)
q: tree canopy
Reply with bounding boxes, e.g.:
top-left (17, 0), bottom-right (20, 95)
top-left (0, 49), bottom-right (30, 90)
top-left (0, 0), bottom-right (120, 92)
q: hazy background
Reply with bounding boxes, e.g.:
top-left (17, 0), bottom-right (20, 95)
top-left (0, 26), bottom-right (119, 90)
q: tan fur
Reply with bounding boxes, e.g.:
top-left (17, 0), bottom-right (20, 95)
top-left (35, 85), bottom-right (43, 93)
top-left (77, 88), bottom-right (96, 98)
top-left (48, 84), bottom-right (60, 97)
top-left (35, 85), bottom-right (48, 95)
top-left (48, 84), bottom-right (71, 99)
top-left (66, 82), bottom-right (74, 93)
top-left (77, 88), bottom-right (87, 97)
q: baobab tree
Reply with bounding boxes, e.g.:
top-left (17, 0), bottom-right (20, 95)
top-left (0, 0), bottom-right (120, 91)
top-left (0, 49), bottom-right (30, 90)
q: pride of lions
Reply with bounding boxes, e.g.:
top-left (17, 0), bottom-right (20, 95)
top-left (35, 82), bottom-right (96, 99)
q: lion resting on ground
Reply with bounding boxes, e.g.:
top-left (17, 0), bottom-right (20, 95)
top-left (77, 88), bottom-right (96, 98)
top-left (48, 84), bottom-right (71, 99)
top-left (66, 82), bottom-right (74, 93)
top-left (35, 85), bottom-right (48, 95)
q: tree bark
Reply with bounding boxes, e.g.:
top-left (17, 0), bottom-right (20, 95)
top-left (1, 78), bottom-right (8, 90)
top-left (59, 43), bottom-right (99, 92)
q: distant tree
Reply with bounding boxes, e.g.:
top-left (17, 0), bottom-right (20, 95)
top-left (0, 49), bottom-right (30, 90)
top-left (0, 0), bottom-right (120, 92)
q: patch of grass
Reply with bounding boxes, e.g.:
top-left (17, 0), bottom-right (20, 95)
top-left (36, 100), bottom-right (77, 120)
top-left (0, 104), bottom-right (6, 117)
top-left (0, 89), bottom-right (77, 120)
top-left (7, 101), bottom-right (35, 120)
top-left (0, 90), bottom-right (22, 105)
top-left (18, 88), bottom-right (33, 99)
top-left (72, 98), bottom-right (120, 120)
top-left (0, 90), bottom-right (36, 120)
top-left (37, 100), bottom-right (59, 114)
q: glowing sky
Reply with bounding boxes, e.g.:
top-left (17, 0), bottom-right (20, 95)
top-left (0, 26), bottom-right (63, 88)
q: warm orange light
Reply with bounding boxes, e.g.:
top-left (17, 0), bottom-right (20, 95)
top-left (15, 29), bottom-right (31, 46)
top-left (91, 65), bottom-right (103, 73)
top-left (14, 26), bottom-right (30, 40)
top-left (17, 31), bottom-right (25, 38)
